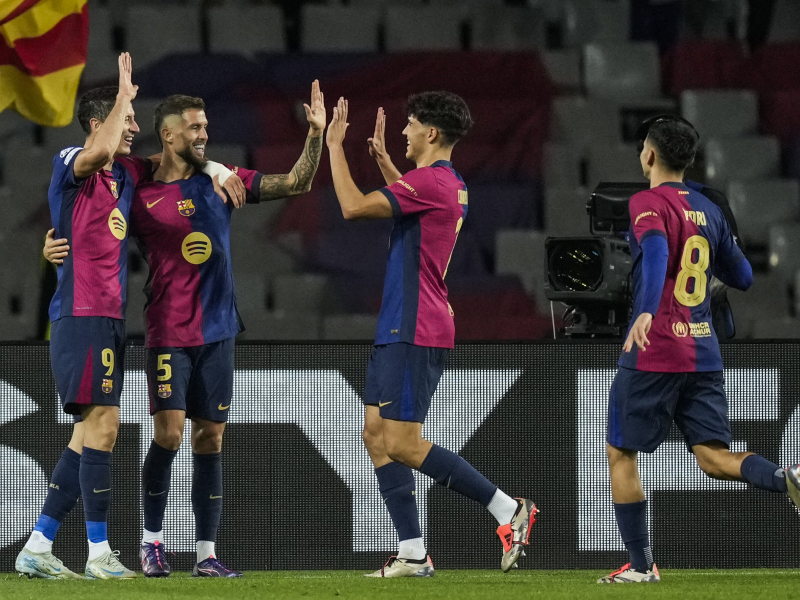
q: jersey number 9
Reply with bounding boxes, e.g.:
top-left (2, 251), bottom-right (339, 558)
top-left (674, 235), bottom-right (710, 307)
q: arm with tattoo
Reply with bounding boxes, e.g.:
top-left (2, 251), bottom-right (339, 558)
top-left (259, 79), bottom-right (326, 202)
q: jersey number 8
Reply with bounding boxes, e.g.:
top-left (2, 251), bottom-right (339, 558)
top-left (673, 235), bottom-right (710, 307)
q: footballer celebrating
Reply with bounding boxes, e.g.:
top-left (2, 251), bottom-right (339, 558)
top-left (600, 115), bottom-right (800, 583)
top-left (326, 93), bottom-right (537, 577)
top-left (17, 54), bottom-right (142, 580)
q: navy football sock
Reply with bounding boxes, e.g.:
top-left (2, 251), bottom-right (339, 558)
top-left (142, 441), bottom-right (179, 533)
top-left (80, 447), bottom-right (112, 543)
top-left (34, 447), bottom-right (82, 541)
top-left (614, 500), bottom-right (653, 572)
top-left (192, 453), bottom-right (223, 544)
top-left (740, 454), bottom-right (787, 493)
top-left (418, 444), bottom-right (497, 507)
top-left (375, 462), bottom-right (422, 542)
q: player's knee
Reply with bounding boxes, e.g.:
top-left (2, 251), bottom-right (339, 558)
top-left (155, 427), bottom-right (183, 451)
top-left (193, 428), bottom-right (223, 454)
top-left (695, 453), bottom-right (725, 479)
top-left (362, 424), bottom-right (382, 453)
top-left (383, 436), bottom-right (415, 466)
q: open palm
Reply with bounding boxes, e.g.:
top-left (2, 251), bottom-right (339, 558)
top-left (304, 79), bottom-right (326, 132)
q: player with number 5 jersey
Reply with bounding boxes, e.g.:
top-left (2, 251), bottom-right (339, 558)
top-left (600, 115), bottom-right (800, 585)
top-left (326, 92), bottom-right (537, 578)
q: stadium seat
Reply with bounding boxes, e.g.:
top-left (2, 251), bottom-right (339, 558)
top-left (237, 310), bottom-right (321, 341)
top-left (768, 0), bottom-right (800, 43)
top-left (126, 271), bottom-right (148, 338)
top-left (322, 314), bottom-right (378, 341)
top-left (495, 229), bottom-right (549, 311)
top-left (301, 5), bottom-right (381, 53)
top-left (544, 187), bottom-right (591, 237)
top-left (125, 6), bottom-right (202, 69)
top-left (768, 222), bottom-right (800, 282)
top-left (550, 97), bottom-right (620, 153)
top-left (727, 179), bottom-right (800, 246)
top-left (680, 90), bottom-right (758, 139)
top-left (541, 50), bottom-right (581, 91)
top-left (583, 42), bottom-right (662, 102)
top-left (385, 6), bottom-right (465, 52)
top-left (271, 274), bottom-right (329, 314)
top-left (82, 6), bottom-right (118, 84)
top-left (0, 233), bottom-right (42, 341)
top-left (704, 136), bottom-right (781, 189)
top-left (563, 0), bottom-right (631, 46)
top-left (587, 143), bottom-right (645, 190)
top-left (544, 142), bottom-right (582, 188)
top-left (235, 272), bottom-right (269, 314)
top-left (727, 271), bottom-right (790, 330)
top-left (470, 6), bottom-right (545, 51)
top-left (208, 6), bottom-right (286, 56)
top-left (751, 318), bottom-right (800, 339)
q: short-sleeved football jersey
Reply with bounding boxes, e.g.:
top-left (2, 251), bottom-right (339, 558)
top-left (375, 160), bottom-right (468, 349)
top-left (620, 182), bottom-right (747, 372)
top-left (130, 164), bottom-right (262, 348)
top-left (48, 148), bottom-right (148, 321)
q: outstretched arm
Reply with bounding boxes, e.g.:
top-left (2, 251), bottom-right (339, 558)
top-left (326, 97), bottom-right (393, 221)
top-left (367, 107), bottom-right (403, 186)
top-left (73, 53), bottom-right (138, 178)
top-left (259, 80), bottom-right (325, 201)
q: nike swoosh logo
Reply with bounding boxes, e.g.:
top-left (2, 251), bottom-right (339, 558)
top-left (146, 197), bottom-right (164, 209)
top-left (148, 490), bottom-right (167, 496)
top-left (218, 404), bottom-right (230, 410)
top-left (378, 401), bottom-right (392, 407)
top-left (93, 488), bottom-right (111, 493)
top-left (101, 568), bottom-right (124, 576)
top-left (209, 495), bottom-right (222, 500)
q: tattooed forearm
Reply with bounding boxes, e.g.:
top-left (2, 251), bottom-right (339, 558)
top-left (259, 134), bottom-right (323, 201)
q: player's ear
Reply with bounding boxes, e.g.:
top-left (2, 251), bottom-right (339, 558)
top-left (427, 127), bottom-right (439, 144)
top-left (646, 148), bottom-right (656, 168)
top-left (90, 117), bottom-right (102, 134)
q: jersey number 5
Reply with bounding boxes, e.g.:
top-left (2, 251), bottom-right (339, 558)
top-left (673, 235), bottom-right (710, 307)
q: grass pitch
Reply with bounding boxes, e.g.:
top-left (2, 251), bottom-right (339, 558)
top-left (1, 569), bottom-right (798, 600)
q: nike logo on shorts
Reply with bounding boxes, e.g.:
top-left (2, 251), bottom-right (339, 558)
top-left (93, 488), bottom-right (111, 493)
top-left (379, 401), bottom-right (392, 407)
top-left (148, 490), bottom-right (167, 496)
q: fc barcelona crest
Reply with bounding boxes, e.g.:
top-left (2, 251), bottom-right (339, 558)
top-left (110, 181), bottom-right (119, 199)
top-left (102, 379), bottom-right (113, 394)
top-left (158, 384), bottom-right (172, 398)
top-left (177, 199), bottom-right (195, 217)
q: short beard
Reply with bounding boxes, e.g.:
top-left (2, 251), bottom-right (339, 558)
top-left (177, 145), bottom-right (207, 170)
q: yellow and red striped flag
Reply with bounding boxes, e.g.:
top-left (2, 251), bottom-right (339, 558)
top-left (0, 0), bottom-right (88, 127)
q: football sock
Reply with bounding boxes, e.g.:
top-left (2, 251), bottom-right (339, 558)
top-left (30, 447), bottom-right (82, 546)
top-left (88, 540), bottom-right (112, 561)
top-left (80, 447), bottom-right (111, 546)
top-left (142, 529), bottom-right (164, 545)
top-left (418, 444), bottom-right (497, 507)
top-left (398, 538), bottom-right (426, 561)
top-left (192, 452), bottom-right (223, 550)
top-left (25, 531), bottom-right (53, 554)
top-left (142, 440), bottom-right (179, 535)
top-left (614, 500), bottom-right (653, 572)
top-left (487, 489), bottom-right (519, 526)
top-left (375, 462), bottom-right (424, 558)
top-left (197, 541), bottom-right (216, 563)
top-left (740, 455), bottom-right (787, 493)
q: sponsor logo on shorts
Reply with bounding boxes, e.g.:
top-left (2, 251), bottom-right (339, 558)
top-left (107, 208), bottom-right (127, 241)
top-left (158, 384), bottom-right (172, 398)
top-left (177, 199), bottom-right (195, 217)
top-left (672, 321), bottom-right (712, 338)
top-left (209, 495), bottom-right (222, 500)
top-left (109, 180), bottom-right (119, 199)
top-left (181, 232), bottom-right (212, 265)
top-left (102, 379), bottom-right (113, 394)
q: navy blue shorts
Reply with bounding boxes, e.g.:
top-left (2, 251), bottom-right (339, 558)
top-left (363, 342), bottom-right (448, 423)
top-left (146, 339), bottom-right (235, 423)
top-left (607, 367), bottom-right (731, 453)
top-left (50, 316), bottom-right (126, 417)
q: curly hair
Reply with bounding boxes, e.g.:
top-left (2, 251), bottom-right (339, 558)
top-left (404, 91), bottom-right (473, 146)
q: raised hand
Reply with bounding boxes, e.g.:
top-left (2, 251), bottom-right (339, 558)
top-left (117, 52), bottom-right (138, 101)
top-left (304, 80), bottom-right (326, 134)
top-left (326, 97), bottom-right (349, 148)
top-left (367, 107), bottom-right (387, 160)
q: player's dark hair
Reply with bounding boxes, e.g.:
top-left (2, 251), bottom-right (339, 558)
top-left (153, 94), bottom-right (206, 142)
top-left (77, 86), bottom-right (118, 135)
top-left (404, 91), bottom-right (473, 146)
top-left (642, 117), bottom-right (700, 173)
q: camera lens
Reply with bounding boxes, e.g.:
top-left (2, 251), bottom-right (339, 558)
top-left (549, 241), bottom-right (603, 292)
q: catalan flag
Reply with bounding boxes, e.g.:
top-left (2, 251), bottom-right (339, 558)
top-left (0, 0), bottom-right (88, 127)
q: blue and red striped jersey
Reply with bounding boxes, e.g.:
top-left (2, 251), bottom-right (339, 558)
top-left (620, 182), bottom-right (747, 372)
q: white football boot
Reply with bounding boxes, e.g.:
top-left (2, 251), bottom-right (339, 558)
top-left (15, 547), bottom-right (82, 579)
top-left (597, 563), bottom-right (661, 583)
top-left (84, 550), bottom-right (136, 579)
top-left (365, 555), bottom-right (434, 578)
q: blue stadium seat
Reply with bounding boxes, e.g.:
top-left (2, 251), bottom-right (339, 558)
top-left (208, 5), bottom-right (286, 55)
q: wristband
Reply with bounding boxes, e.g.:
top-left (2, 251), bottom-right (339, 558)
top-left (201, 160), bottom-right (233, 185)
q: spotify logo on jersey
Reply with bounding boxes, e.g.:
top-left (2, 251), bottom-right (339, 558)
top-left (108, 208), bottom-right (127, 240)
top-left (182, 232), bottom-right (212, 264)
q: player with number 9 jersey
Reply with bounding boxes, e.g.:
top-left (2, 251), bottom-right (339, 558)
top-left (619, 181), bottom-right (747, 373)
